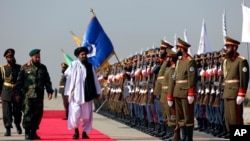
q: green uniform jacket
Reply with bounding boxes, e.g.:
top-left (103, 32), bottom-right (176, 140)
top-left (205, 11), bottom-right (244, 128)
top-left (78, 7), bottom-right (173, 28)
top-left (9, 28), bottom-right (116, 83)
top-left (15, 62), bottom-right (54, 98)
top-left (223, 55), bottom-right (249, 99)
top-left (154, 61), bottom-right (167, 96)
top-left (59, 75), bottom-right (66, 94)
top-left (161, 67), bottom-right (171, 103)
top-left (173, 56), bottom-right (197, 98)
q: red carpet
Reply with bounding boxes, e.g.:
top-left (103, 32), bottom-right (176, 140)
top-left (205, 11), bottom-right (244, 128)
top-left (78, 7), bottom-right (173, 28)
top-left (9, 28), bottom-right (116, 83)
top-left (35, 110), bottom-right (115, 141)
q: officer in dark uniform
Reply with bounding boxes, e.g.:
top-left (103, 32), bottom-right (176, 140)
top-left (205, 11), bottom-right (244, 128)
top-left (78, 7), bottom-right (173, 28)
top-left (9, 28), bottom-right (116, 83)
top-left (59, 62), bottom-right (68, 120)
top-left (173, 38), bottom-right (197, 141)
top-left (222, 36), bottom-right (249, 138)
top-left (15, 49), bottom-right (54, 140)
top-left (0, 48), bottom-right (22, 136)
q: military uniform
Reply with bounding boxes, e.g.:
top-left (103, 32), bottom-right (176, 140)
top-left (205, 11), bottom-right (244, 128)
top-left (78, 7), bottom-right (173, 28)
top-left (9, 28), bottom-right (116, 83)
top-left (15, 49), bottom-right (54, 140)
top-left (173, 38), bottom-right (197, 141)
top-left (0, 48), bottom-right (22, 136)
top-left (222, 36), bottom-right (249, 138)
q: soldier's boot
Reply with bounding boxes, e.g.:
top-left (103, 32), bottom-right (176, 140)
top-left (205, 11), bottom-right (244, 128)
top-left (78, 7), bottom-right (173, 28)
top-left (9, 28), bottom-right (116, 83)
top-left (158, 124), bottom-right (166, 137)
top-left (25, 129), bottom-right (31, 140)
top-left (16, 124), bottom-right (22, 134)
top-left (217, 125), bottom-right (228, 138)
top-left (4, 127), bottom-right (11, 136)
top-left (152, 123), bottom-right (161, 136)
top-left (162, 126), bottom-right (174, 140)
top-left (199, 118), bottom-right (207, 132)
top-left (82, 131), bottom-right (89, 139)
top-left (145, 122), bottom-right (154, 134)
top-left (186, 126), bottom-right (194, 141)
top-left (31, 129), bottom-right (41, 140)
top-left (72, 128), bottom-right (79, 139)
top-left (212, 124), bottom-right (220, 136)
top-left (180, 126), bottom-right (187, 141)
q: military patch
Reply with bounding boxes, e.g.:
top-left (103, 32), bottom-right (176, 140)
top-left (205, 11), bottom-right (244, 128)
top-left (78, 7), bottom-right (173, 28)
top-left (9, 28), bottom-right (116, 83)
top-left (242, 67), bottom-right (248, 72)
top-left (189, 67), bottom-right (194, 72)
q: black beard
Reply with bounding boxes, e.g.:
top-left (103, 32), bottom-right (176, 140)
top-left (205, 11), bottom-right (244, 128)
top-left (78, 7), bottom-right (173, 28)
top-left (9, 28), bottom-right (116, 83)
top-left (225, 50), bottom-right (234, 59)
top-left (81, 59), bottom-right (88, 65)
top-left (33, 62), bottom-right (40, 66)
top-left (160, 52), bottom-right (167, 59)
top-left (166, 61), bottom-right (171, 67)
top-left (7, 59), bottom-right (16, 65)
top-left (176, 51), bottom-right (182, 57)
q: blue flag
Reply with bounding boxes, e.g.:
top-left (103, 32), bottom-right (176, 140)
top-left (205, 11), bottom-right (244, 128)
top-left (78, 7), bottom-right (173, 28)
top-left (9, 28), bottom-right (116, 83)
top-left (81, 16), bottom-right (114, 70)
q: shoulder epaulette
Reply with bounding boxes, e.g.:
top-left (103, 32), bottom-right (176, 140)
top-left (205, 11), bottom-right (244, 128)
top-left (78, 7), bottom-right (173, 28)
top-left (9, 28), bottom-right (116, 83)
top-left (187, 56), bottom-right (192, 60)
top-left (238, 55), bottom-right (246, 60)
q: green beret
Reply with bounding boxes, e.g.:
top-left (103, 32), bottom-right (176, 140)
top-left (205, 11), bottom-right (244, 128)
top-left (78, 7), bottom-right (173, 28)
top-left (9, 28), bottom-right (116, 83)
top-left (29, 49), bottom-right (41, 56)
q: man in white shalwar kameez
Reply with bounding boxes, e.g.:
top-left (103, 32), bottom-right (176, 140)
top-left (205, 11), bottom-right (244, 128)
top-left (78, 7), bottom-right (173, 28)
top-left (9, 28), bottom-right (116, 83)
top-left (64, 47), bottom-right (101, 139)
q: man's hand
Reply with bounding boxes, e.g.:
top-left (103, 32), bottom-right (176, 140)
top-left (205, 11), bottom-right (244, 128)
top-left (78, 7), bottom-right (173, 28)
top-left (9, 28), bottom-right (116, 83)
top-left (48, 93), bottom-right (53, 100)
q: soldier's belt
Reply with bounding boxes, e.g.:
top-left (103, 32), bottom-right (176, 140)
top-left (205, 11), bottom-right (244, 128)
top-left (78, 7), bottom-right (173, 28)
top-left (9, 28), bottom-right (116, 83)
top-left (176, 80), bottom-right (188, 84)
top-left (225, 80), bottom-right (239, 83)
top-left (59, 85), bottom-right (64, 88)
top-left (162, 86), bottom-right (168, 89)
top-left (3, 82), bottom-right (14, 88)
top-left (157, 76), bottom-right (164, 80)
top-left (214, 82), bottom-right (219, 86)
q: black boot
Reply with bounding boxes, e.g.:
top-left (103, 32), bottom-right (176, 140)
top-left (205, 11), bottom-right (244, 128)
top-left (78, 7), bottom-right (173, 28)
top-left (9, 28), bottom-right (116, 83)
top-left (162, 126), bottom-right (174, 140)
top-left (73, 128), bottom-right (79, 139)
top-left (82, 131), bottom-right (89, 139)
top-left (25, 129), bottom-right (31, 140)
top-left (16, 124), bottom-right (22, 134)
top-left (31, 129), bottom-right (41, 140)
top-left (217, 125), bottom-right (228, 138)
top-left (186, 126), bottom-right (194, 141)
top-left (158, 124), bottom-right (166, 137)
top-left (4, 127), bottom-right (11, 136)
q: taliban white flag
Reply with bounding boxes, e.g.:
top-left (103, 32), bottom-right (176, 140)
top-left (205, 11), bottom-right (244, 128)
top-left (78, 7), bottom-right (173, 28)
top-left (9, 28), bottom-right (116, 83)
top-left (197, 19), bottom-right (212, 55)
top-left (241, 4), bottom-right (250, 42)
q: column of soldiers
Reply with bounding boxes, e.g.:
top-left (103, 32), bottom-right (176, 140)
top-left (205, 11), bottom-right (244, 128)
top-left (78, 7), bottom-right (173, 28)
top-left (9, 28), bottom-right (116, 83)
top-left (96, 36), bottom-right (249, 140)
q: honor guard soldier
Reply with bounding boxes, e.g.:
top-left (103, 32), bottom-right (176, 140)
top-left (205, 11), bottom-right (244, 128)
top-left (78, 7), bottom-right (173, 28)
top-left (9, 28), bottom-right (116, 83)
top-left (222, 36), bottom-right (249, 138)
top-left (173, 38), bottom-right (197, 141)
top-left (193, 54), bottom-right (203, 131)
top-left (59, 63), bottom-right (69, 120)
top-left (0, 48), bottom-right (22, 136)
top-left (152, 40), bottom-right (172, 137)
top-left (162, 48), bottom-right (178, 140)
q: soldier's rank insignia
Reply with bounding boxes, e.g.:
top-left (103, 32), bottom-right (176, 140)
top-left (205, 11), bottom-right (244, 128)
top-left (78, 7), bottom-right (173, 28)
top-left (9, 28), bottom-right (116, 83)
top-left (189, 67), bottom-right (194, 72)
top-left (242, 67), bottom-right (248, 72)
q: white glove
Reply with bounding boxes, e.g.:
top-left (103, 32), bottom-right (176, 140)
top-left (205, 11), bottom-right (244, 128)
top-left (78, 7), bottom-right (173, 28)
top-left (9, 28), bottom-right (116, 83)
top-left (205, 88), bottom-right (210, 94)
top-left (236, 96), bottom-right (245, 105)
top-left (216, 89), bottom-right (220, 95)
top-left (211, 88), bottom-right (215, 94)
top-left (188, 96), bottom-right (194, 104)
top-left (168, 101), bottom-right (173, 107)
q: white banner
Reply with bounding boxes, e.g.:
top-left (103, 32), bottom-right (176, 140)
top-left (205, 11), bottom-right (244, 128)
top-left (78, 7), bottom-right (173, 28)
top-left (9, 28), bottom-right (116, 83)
top-left (241, 4), bottom-right (250, 42)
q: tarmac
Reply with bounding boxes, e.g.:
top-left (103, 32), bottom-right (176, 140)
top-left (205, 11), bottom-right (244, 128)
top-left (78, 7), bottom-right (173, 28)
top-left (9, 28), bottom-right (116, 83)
top-left (1, 95), bottom-right (249, 141)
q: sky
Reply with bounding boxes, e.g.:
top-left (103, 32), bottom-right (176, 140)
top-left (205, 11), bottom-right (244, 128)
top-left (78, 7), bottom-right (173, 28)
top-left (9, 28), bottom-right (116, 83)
top-left (0, 0), bottom-right (249, 89)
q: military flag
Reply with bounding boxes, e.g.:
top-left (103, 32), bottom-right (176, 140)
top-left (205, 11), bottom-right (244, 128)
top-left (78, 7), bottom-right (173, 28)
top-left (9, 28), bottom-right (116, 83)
top-left (81, 12), bottom-right (114, 71)
top-left (197, 19), bottom-right (212, 54)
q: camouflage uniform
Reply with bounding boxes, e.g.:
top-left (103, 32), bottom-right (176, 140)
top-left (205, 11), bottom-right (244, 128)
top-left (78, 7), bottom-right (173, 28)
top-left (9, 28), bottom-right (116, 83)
top-left (15, 61), bottom-right (54, 133)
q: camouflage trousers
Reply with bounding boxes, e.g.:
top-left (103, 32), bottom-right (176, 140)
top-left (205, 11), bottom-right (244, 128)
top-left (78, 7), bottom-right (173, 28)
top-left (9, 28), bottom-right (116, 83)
top-left (22, 97), bottom-right (43, 130)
